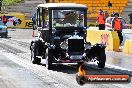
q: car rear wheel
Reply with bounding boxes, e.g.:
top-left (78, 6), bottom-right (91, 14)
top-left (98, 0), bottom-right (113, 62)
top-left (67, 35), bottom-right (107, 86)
top-left (97, 51), bottom-right (106, 69)
top-left (31, 43), bottom-right (41, 64)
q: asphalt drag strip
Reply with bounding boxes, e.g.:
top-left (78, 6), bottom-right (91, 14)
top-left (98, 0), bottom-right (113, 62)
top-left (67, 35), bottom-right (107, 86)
top-left (0, 38), bottom-right (132, 88)
top-left (0, 51), bottom-right (57, 88)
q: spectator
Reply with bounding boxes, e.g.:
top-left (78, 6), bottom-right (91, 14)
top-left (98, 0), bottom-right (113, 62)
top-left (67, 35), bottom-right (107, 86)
top-left (111, 11), bottom-right (115, 17)
top-left (112, 13), bottom-right (123, 45)
top-left (31, 13), bottom-right (36, 30)
top-left (128, 11), bottom-right (132, 24)
top-left (97, 10), bottom-right (106, 30)
top-left (108, 1), bottom-right (112, 9)
top-left (2, 15), bottom-right (7, 25)
top-left (104, 11), bottom-right (109, 18)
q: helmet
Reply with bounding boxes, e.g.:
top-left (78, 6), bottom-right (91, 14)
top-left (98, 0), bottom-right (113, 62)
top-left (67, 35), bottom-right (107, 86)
top-left (114, 13), bottom-right (119, 17)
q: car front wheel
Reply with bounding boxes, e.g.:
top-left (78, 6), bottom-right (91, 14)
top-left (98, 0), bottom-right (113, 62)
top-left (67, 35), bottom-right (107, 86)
top-left (31, 43), bottom-right (41, 64)
top-left (97, 51), bottom-right (106, 69)
top-left (5, 33), bottom-right (7, 38)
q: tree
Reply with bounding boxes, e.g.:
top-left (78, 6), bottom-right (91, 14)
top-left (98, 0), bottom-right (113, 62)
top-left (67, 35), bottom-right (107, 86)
top-left (0, 0), bottom-right (3, 12)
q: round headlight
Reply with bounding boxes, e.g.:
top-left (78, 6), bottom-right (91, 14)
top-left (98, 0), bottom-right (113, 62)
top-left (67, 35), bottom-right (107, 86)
top-left (60, 40), bottom-right (68, 50)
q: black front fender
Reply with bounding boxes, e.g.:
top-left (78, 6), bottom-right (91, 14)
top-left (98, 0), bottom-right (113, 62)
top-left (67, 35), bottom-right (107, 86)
top-left (86, 43), bottom-right (106, 59)
top-left (91, 43), bottom-right (106, 57)
top-left (30, 40), bottom-right (46, 56)
top-left (30, 41), bottom-right (34, 50)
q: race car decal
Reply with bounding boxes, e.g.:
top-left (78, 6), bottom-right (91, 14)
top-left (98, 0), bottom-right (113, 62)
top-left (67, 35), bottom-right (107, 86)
top-left (0, 16), bottom-right (22, 27)
top-left (101, 34), bottom-right (109, 45)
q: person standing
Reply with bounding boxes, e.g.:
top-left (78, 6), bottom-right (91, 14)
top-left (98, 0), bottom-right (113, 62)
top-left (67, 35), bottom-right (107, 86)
top-left (2, 15), bottom-right (7, 25)
top-left (111, 11), bottom-right (115, 17)
top-left (31, 13), bottom-right (36, 30)
top-left (97, 10), bottom-right (106, 30)
top-left (112, 13), bottom-right (123, 45)
top-left (128, 11), bottom-right (132, 24)
top-left (108, 0), bottom-right (112, 9)
top-left (104, 11), bottom-right (109, 19)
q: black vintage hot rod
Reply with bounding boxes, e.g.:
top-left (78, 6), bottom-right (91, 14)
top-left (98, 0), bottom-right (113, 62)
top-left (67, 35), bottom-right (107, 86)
top-left (30, 3), bottom-right (106, 70)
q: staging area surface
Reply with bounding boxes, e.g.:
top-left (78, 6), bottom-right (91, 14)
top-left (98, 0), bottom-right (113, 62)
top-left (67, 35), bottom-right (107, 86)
top-left (0, 29), bottom-right (132, 88)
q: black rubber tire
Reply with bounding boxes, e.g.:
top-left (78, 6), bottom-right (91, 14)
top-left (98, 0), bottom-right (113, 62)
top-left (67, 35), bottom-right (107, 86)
top-left (46, 49), bottom-right (54, 70)
top-left (31, 43), bottom-right (41, 64)
top-left (4, 34), bottom-right (7, 38)
top-left (98, 51), bottom-right (106, 69)
top-left (1, 35), bottom-right (3, 38)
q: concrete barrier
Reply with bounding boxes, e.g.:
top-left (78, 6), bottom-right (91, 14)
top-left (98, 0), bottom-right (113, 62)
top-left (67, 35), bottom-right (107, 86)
top-left (0, 12), bottom-right (33, 29)
top-left (130, 24), bottom-right (132, 29)
top-left (88, 27), bottom-right (99, 30)
top-left (86, 29), bottom-right (120, 51)
top-left (122, 29), bottom-right (132, 46)
top-left (87, 22), bottom-right (97, 27)
top-left (25, 20), bottom-right (33, 29)
top-left (123, 39), bottom-right (132, 54)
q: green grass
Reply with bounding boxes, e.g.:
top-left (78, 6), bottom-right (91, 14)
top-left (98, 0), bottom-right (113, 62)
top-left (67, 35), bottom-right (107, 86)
top-left (2, 0), bottom-right (23, 6)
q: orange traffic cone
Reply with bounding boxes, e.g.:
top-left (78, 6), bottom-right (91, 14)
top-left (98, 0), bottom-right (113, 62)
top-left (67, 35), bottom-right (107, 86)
top-left (32, 30), bottom-right (34, 37)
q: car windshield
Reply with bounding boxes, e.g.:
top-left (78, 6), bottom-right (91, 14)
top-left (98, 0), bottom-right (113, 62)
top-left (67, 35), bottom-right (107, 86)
top-left (0, 21), bottom-right (4, 25)
top-left (52, 10), bottom-right (84, 28)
